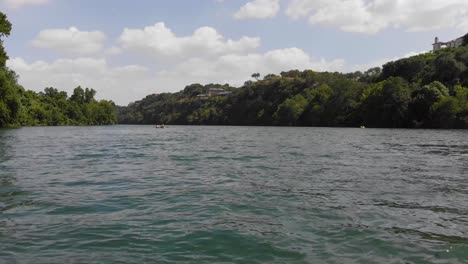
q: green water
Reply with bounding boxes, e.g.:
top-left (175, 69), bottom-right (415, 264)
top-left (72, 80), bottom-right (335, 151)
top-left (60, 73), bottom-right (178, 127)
top-left (0, 126), bottom-right (467, 263)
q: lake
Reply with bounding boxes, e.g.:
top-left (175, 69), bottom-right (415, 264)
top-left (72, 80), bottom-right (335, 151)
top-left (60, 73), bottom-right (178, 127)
top-left (0, 126), bottom-right (467, 263)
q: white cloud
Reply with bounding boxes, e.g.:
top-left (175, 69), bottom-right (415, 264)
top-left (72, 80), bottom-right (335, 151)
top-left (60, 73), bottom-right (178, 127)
top-left (32, 27), bottom-right (106, 55)
top-left (105, 46), bottom-right (122, 56)
top-left (285, 0), bottom-right (468, 33)
top-left (119, 23), bottom-right (260, 59)
top-left (4, 0), bottom-right (48, 9)
top-left (234, 0), bottom-right (281, 19)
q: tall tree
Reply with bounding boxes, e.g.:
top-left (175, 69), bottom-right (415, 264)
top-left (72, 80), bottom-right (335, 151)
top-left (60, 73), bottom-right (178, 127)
top-left (0, 12), bottom-right (12, 67)
top-left (70, 86), bottom-right (85, 104)
top-left (84, 88), bottom-right (96, 103)
top-left (0, 12), bottom-right (19, 127)
top-left (409, 81), bottom-right (449, 127)
top-left (0, 69), bottom-right (20, 127)
top-left (433, 53), bottom-right (466, 84)
top-left (251, 73), bottom-right (260, 80)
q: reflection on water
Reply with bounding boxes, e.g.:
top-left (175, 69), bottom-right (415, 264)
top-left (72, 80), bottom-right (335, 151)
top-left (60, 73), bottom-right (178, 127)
top-left (0, 126), bottom-right (467, 263)
top-left (0, 129), bottom-right (31, 241)
top-left (0, 130), bottom-right (20, 207)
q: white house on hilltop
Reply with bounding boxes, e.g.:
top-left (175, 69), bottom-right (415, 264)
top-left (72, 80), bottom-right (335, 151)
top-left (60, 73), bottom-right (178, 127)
top-left (433, 36), bottom-right (464, 51)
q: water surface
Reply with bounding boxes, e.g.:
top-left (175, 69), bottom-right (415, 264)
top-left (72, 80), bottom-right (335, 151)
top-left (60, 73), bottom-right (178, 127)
top-left (0, 126), bottom-right (467, 263)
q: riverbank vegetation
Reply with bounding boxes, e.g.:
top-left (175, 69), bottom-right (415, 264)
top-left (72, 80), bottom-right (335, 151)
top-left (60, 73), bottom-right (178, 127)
top-left (0, 13), bottom-right (116, 128)
top-left (118, 45), bottom-right (468, 129)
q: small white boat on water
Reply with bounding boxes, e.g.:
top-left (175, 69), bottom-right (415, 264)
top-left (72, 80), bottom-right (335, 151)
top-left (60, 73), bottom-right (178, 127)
top-left (155, 124), bottom-right (166, 129)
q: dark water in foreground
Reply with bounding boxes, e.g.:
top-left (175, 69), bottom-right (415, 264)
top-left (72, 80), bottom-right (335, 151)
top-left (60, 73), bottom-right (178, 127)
top-left (0, 126), bottom-right (467, 264)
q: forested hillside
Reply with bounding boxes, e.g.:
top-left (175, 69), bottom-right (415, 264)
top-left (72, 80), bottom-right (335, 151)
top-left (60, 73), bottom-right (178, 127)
top-left (118, 44), bottom-right (468, 129)
top-left (0, 12), bottom-right (116, 127)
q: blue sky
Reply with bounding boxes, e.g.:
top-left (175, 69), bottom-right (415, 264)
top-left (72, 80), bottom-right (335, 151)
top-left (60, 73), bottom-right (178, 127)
top-left (2, 0), bottom-right (467, 105)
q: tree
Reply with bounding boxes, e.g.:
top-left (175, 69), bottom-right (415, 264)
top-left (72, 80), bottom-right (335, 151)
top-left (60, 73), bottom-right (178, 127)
top-left (0, 12), bottom-right (12, 67)
top-left (263, 74), bottom-right (279, 81)
top-left (183, 83), bottom-right (205, 97)
top-left (380, 77), bottom-right (412, 127)
top-left (301, 84), bottom-right (333, 126)
top-left (0, 12), bottom-right (20, 127)
top-left (361, 67), bottom-right (382, 83)
top-left (280, 70), bottom-right (301, 78)
top-left (433, 52), bottom-right (466, 84)
top-left (382, 56), bottom-right (426, 82)
top-left (273, 94), bottom-right (308, 126)
top-left (409, 81), bottom-right (449, 127)
top-left (0, 69), bottom-right (20, 127)
top-left (84, 88), bottom-right (96, 103)
top-left (251, 73), bottom-right (260, 80)
top-left (360, 77), bottom-right (411, 127)
top-left (70, 86), bottom-right (85, 104)
top-left (431, 97), bottom-right (461, 128)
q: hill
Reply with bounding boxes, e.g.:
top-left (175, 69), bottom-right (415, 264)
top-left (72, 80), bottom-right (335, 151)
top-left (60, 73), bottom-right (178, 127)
top-left (118, 46), bottom-right (468, 129)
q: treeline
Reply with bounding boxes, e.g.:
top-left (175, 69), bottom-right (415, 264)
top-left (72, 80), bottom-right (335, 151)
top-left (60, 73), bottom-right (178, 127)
top-left (15, 86), bottom-right (117, 126)
top-left (118, 45), bottom-right (468, 129)
top-left (0, 12), bottom-right (116, 128)
top-left (1, 79), bottom-right (117, 127)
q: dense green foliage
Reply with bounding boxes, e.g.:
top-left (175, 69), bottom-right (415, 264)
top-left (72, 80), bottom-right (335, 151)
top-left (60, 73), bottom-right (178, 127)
top-left (0, 13), bottom-right (116, 128)
top-left (119, 46), bottom-right (468, 128)
top-left (0, 12), bottom-right (18, 127)
top-left (14, 87), bottom-right (117, 126)
top-left (0, 12), bottom-right (12, 68)
top-left (1, 82), bottom-right (117, 127)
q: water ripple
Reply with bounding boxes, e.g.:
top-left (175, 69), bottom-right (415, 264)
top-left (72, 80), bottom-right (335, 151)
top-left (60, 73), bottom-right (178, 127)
top-left (0, 126), bottom-right (467, 263)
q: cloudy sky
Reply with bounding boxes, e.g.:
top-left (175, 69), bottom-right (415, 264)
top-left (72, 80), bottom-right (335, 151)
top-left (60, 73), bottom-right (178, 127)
top-left (2, 0), bottom-right (468, 105)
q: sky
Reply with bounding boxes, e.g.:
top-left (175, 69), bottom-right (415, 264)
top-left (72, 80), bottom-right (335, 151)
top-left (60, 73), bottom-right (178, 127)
top-left (2, 0), bottom-right (468, 105)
